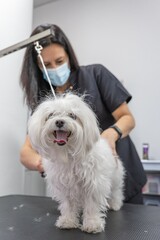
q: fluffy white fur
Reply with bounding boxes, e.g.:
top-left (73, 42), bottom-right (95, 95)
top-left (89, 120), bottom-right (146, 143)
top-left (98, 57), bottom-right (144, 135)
top-left (28, 93), bottom-right (125, 233)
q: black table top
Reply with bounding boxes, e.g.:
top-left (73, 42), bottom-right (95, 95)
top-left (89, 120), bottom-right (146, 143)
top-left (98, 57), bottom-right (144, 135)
top-left (0, 195), bottom-right (160, 240)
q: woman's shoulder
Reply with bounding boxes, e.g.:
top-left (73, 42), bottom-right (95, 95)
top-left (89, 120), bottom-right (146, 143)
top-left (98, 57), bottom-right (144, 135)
top-left (77, 64), bottom-right (110, 78)
top-left (79, 64), bottom-right (113, 76)
top-left (79, 63), bottom-right (106, 71)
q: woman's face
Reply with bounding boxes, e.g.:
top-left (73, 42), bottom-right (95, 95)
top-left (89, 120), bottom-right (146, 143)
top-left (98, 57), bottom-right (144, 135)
top-left (37, 43), bottom-right (69, 69)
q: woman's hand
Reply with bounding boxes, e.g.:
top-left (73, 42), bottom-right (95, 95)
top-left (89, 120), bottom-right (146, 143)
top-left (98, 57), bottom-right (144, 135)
top-left (101, 128), bottom-right (119, 156)
top-left (35, 156), bottom-right (44, 173)
top-left (20, 135), bottom-right (44, 173)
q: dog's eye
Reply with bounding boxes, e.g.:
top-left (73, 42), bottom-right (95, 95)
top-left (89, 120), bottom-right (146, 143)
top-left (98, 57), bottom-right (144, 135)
top-left (45, 112), bottom-right (54, 121)
top-left (68, 113), bottom-right (77, 120)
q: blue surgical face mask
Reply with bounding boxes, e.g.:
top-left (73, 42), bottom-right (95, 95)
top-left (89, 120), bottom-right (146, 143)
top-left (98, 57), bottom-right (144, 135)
top-left (42, 62), bottom-right (71, 87)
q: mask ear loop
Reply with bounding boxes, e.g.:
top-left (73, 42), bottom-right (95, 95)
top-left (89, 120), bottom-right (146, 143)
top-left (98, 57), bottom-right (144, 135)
top-left (34, 41), bottom-right (56, 98)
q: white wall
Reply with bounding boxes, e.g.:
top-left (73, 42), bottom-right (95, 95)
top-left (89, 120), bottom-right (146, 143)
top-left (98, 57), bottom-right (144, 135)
top-left (0, 0), bottom-right (33, 196)
top-left (33, 0), bottom-right (160, 160)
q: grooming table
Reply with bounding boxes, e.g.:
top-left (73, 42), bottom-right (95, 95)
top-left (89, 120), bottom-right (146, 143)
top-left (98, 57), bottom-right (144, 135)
top-left (0, 195), bottom-right (160, 240)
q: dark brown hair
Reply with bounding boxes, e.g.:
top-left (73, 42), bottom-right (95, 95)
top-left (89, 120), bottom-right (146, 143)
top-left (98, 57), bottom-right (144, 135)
top-left (20, 24), bottom-right (79, 110)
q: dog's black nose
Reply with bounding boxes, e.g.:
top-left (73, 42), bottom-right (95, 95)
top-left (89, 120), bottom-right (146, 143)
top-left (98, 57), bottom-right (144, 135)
top-left (56, 120), bottom-right (64, 128)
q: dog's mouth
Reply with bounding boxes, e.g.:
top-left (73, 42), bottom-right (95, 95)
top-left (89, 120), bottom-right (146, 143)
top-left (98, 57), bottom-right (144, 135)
top-left (53, 130), bottom-right (71, 146)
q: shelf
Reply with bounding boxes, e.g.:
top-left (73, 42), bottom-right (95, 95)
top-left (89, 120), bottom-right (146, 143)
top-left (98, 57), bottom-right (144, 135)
top-left (141, 160), bottom-right (160, 172)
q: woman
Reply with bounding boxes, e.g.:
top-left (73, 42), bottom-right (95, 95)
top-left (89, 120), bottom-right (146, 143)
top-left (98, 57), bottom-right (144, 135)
top-left (20, 23), bottom-right (146, 204)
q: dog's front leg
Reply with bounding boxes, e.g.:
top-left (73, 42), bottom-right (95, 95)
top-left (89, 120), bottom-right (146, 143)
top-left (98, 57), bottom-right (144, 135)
top-left (81, 196), bottom-right (106, 233)
top-left (55, 199), bottom-right (80, 229)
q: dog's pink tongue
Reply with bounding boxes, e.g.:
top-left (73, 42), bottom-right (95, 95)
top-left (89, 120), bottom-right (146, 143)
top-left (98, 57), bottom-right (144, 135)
top-left (54, 130), bottom-right (68, 144)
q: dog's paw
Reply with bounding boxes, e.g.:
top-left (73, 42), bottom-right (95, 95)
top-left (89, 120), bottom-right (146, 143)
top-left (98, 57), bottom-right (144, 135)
top-left (108, 199), bottom-right (123, 211)
top-left (81, 218), bottom-right (105, 233)
top-left (55, 216), bottom-right (79, 229)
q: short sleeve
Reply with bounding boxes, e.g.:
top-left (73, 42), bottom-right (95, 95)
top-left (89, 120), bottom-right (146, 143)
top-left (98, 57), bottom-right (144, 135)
top-left (95, 64), bottom-right (132, 113)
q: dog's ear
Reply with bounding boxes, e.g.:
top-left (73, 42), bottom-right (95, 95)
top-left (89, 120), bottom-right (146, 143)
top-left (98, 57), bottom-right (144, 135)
top-left (28, 103), bottom-right (49, 152)
top-left (83, 115), bottom-right (100, 152)
top-left (78, 99), bottom-right (100, 152)
top-left (66, 94), bottom-right (101, 152)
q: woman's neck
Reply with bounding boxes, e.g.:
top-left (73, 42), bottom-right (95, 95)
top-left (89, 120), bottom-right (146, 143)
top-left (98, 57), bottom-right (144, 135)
top-left (56, 81), bottom-right (73, 94)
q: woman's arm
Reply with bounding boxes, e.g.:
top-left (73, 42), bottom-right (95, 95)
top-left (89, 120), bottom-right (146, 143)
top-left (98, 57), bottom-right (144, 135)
top-left (101, 102), bottom-right (135, 155)
top-left (20, 135), bottom-right (44, 173)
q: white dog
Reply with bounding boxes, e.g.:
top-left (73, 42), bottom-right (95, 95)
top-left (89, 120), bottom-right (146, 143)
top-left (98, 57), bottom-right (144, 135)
top-left (28, 93), bottom-right (125, 233)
